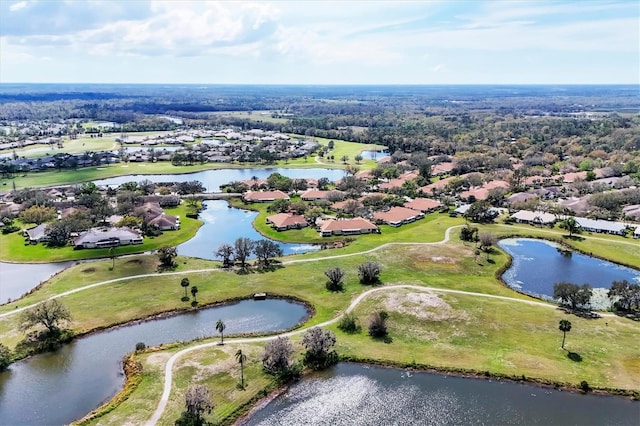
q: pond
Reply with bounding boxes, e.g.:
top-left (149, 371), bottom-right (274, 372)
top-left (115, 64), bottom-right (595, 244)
top-left (93, 167), bottom-right (346, 192)
top-left (177, 200), bottom-right (320, 260)
top-left (498, 238), bottom-right (640, 308)
top-left (0, 261), bottom-right (77, 303)
top-left (0, 298), bottom-right (308, 426)
top-left (360, 149), bottom-right (390, 161)
top-left (241, 363), bottom-right (639, 425)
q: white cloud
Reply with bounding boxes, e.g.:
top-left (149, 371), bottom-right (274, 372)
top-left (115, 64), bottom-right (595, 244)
top-left (9, 1), bottom-right (27, 12)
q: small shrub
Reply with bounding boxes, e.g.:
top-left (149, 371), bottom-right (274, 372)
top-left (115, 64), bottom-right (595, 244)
top-left (368, 311), bottom-right (388, 338)
top-left (135, 342), bottom-right (146, 352)
top-left (580, 380), bottom-right (591, 392)
top-left (358, 261), bottom-right (381, 285)
top-left (338, 313), bottom-right (361, 334)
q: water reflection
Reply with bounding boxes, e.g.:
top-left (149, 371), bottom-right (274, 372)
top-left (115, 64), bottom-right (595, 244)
top-left (242, 363), bottom-right (639, 425)
top-left (177, 200), bottom-right (320, 260)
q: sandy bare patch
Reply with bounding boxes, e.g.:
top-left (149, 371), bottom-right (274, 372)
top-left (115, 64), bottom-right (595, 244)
top-left (383, 289), bottom-right (470, 322)
top-left (145, 352), bottom-right (174, 370)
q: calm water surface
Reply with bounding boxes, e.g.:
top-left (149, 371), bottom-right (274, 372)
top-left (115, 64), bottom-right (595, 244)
top-left (0, 261), bottom-right (77, 303)
top-left (243, 363), bottom-right (639, 426)
top-left (93, 168), bottom-right (346, 191)
top-left (360, 150), bottom-right (390, 160)
top-left (0, 299), bottom-right (308, 426)
top-left (177, 200), bottom-right (320, 259)
top-left (499, 238), bottom-right (640, 304)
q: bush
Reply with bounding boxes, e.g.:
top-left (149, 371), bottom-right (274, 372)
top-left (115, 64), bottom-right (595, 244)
top-left (1, 225), bottom-right (20, 234)
top-left (337, 313), bottom-right (360, 334)
top-left (324, 267), bottom-right (345, 292)
top-left (135, 342), bottom-right (146, 351)
top-left (368, 311), bottom-right (388, 338)
top-left (580, 380), bottom-right (591, 392)
top-left (358, 261), bottom-right (381, 285)
top-left (0, 343), bottom-right (12, 371)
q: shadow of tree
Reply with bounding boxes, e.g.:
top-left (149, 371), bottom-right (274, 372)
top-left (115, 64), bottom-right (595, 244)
top-left (567, 351), bottom-right (582, 362)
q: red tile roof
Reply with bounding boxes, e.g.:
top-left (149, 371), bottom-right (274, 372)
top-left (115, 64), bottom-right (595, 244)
top-left (404, 198), bottom-right (442, 212)
top-left (243, 190), bottom-right (290, 202)
top-left (320, 217), bottom-right (378, 233)
top-left (266, 213), bottom-right (307, 228)
top-left (373, 207), bottom-right (422, 224)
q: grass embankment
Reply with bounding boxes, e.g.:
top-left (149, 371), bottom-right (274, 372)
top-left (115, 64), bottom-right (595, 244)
top-left (85, 287), bottom-right (639, 425)
top-left (0, 204), bottom-right (203, 263)
top-left (0, 137), bottom-right (379, 190)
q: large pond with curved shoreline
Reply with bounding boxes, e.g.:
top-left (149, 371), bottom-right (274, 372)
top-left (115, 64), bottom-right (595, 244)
top-left (177, 200), bottom-right (320, 260)
top-left (242, 363), bottom-right (639, 425)
top-left (498, 238), bottom-right (640, 308)
top-left (0, 298), bottom-right (309, 426)
top-left (93, 167), bottom-right (347, 192)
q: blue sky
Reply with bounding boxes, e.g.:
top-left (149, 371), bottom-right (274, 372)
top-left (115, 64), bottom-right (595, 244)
top-left (0, 0), bottom-right (638, 84)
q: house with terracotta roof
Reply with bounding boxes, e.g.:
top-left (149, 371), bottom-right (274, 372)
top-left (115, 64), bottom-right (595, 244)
top-left (266, 213), bottom-right (308, 231)
top-left (431, 162), bottom-right (455, 176)
top-left (373, 207), bottom-right (424, 227)
top-left (404, 198), bottom-right (442, 213)
top-left (300, 190), bottom-right (331, 201)
top-left (460, 180), bottom-right (510, 201)
top-left (420, 176), bottom-right (456, 196)
top-left (378, 170), bottom-right (420, 191)
top-left (319, 218), bottom-right (378, 237)
top-left (243, 190), bottom-right (290, 203)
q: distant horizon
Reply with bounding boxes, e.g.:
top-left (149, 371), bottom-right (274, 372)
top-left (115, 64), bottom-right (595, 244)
top-left (1, 82), bottom-right (638, 87)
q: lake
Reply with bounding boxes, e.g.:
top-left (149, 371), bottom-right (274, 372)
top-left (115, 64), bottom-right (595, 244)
top-left (242, 363), bottom-right (639, 425)
top-left (93, 167), bottom-right (346, 191)
top-left (0, 261), bottom-right (77, 303)
top-left (0, 299), bottom-right (308, 426)
top-left (177, 200), bottom-right (320, 260)
top-left (498, 238), bottom-right (640, 307)
top-left (360, 149), bottom-right (390, 161)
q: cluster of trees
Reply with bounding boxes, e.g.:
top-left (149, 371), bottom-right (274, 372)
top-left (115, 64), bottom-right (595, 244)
top-left (215, 238), bottom-right (283, 269)
top-left (553, 282), bottom-right (593, 311)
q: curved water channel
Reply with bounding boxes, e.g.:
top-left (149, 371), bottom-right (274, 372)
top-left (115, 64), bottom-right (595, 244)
top-left (0, 299), bottom-right (309, 426)
top-left (93, 167), bottom-right (346, 192)
top-left (242, 363), bottom-right (639, 425)
top-left (499, 238), bottom-right (640, 308)
top-left (177, 200), bottom-right (319, 260)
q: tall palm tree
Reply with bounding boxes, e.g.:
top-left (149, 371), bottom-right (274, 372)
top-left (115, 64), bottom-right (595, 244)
top-left (190, 286), bottom-right (198, 303)
top-left (559, 319), bottom-right (572, 349)
top-left (180, 278), bottom-right (190, 300)
top-left (216, 319), bottom-right (226, 345)
top-left (235, 348), bottom-right (247, 389)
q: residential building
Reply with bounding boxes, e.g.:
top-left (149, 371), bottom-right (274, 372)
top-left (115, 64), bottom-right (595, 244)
top-left (74, 227), bottom-right (143, 249)
top-left (319, 218), bottom-right (378, 237)
top-left (510, 210), bottom-right (557, 226)
top-left (24, 223), bottom-right (49, 244)
top-left (266, 213), bottom-right (308, 231)
top-left (574, 217), bottom-right (627, 236)
top-left (243, 190), bottom-right (290, 203)
top-left (373, 207), bottom-right (425, 227)
top-left (404, 198), bottom-right (442, 213)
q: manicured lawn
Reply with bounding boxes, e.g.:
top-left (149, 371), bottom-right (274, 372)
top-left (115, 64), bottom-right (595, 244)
top-left (0, 204), bottom-right (203, 262)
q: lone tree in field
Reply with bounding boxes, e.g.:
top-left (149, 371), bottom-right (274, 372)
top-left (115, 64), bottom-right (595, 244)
top-left (215, 244), bottom-right (234, 268)
top-left (175, 383), bottom-right (214, 426)
top-left (180, 278), bottom-right (190, 301)
top-left (190, 286), bottom-right (199, 305)
top-left (324, 267), bottom-right (345, 291)
top-left (235, 348), bottom-right (247, 389)
top-left (553, 282), bottom-right (592, 310)
top-left (368, 311), bottom-right (389, 338)
top-left (559, 319), bottom-right (572, 349)
top-left (157, 246), bottom-right (177, 269)
top-left (478, 232), bottom-right (497, 254)
top-left (302, 327), bottom-right (338, 370)
top-left (20, 299), bottom-right (72, 336)
top-left (253, 239), bottom-right (283, 267)
top-left (358, 261), bottom-right (381, 285)
top-left (234, 237), bottom-right (254, 270)
top-left (560, 217), bottom-right (581, 237)
top-left (215, 319), bottom-right (226, 345)
top-left (262, 336), bottom-right (296, 378)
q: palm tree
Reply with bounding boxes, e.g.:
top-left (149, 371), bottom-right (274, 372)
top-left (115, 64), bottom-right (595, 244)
top-left (235, 348), bottom-right (247, 389)
top-left (180, 278), bottom-right (190, 300)
top-left (190, 286), bottom-right (198, 303)
top-left (559, 319), bottom-right (572, 349)
top-left (216, 319), bottom-right (226, 345)
top-left (563, 217), bottom-right (579, 237)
